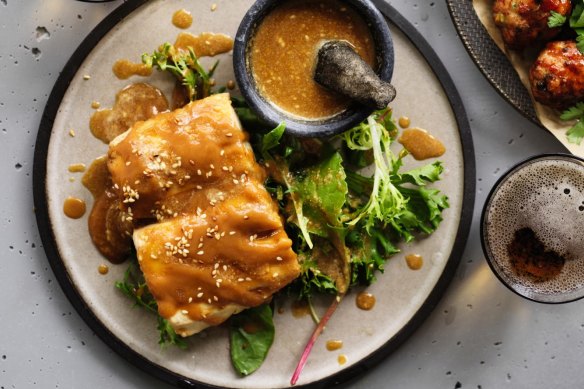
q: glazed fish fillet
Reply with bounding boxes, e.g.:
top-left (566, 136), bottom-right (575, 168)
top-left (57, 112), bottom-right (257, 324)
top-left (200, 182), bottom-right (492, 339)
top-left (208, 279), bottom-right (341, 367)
top-left (107, 93), bottom-right (299, 336)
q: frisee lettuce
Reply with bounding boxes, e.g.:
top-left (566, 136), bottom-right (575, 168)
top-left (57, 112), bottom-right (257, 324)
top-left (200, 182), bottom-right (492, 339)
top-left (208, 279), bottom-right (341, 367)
top-left (115, 258), bottom-right (186, 349)
top-left (142, 42), bottom-right (217, 101)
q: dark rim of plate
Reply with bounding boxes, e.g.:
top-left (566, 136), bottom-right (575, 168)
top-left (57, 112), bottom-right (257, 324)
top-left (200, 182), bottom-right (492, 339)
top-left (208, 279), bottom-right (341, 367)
top-left (480, 153), bottom-right (584, 304)
top-left (32, 0), bottom-right (476, 388)
top-left (446, 0), bottom-right (542, 127)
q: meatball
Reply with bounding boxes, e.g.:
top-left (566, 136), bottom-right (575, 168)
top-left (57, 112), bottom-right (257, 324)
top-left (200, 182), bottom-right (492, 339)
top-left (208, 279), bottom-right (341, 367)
top-left (530, 41), bottom-right (584, 110)
top-left (493, 0), bottom-right (571, 50)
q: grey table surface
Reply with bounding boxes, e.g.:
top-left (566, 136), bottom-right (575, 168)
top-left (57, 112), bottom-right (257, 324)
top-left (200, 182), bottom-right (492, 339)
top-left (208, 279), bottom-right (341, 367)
top-left (1, 1), bottom-right (578, 388)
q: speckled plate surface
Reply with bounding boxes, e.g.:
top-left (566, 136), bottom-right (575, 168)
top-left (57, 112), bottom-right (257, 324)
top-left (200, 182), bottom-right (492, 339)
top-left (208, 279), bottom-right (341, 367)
top-left (446, 0), bottom-right (540, 126)
top-left (33, 0), bottom-right (474, 388)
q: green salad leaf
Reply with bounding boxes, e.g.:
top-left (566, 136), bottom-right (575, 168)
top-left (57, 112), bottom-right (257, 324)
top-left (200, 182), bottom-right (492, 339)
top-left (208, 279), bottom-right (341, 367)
top-left (116, 258), bottom-right (186, 349)
top-left (289, 151), bottom-right (347, 237)
top-left (229, 305), bottom-right (275, 376)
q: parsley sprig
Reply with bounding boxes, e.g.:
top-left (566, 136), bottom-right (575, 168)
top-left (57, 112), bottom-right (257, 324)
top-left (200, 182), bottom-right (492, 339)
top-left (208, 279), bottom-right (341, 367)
top-left (560, 102), bottom-right (584, 144)
top-left (570, 1), bottom-right (584, 53)
top-left (548, 11), bottom-right (567, 28)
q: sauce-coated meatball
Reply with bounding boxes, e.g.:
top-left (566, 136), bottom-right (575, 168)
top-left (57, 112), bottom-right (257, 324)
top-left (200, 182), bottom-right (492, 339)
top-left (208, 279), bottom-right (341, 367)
top-left (493, 0), bottom-right (571, 50)
top-left (530, 41), bottom-right (584, 110)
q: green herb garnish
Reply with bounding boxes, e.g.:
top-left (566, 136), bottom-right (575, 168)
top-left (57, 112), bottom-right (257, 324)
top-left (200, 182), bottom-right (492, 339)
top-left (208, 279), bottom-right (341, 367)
top-left (569, 2), bottom-right (584, 53)
top-left (548, 11), bottom-right (567, 28)
top-left (560, 102), bottom-right (584, 144)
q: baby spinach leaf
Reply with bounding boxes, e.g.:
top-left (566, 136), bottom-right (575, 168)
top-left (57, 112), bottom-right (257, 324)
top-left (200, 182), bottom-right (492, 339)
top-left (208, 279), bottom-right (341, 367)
top-left (229, 305), bottom-right (275, 376)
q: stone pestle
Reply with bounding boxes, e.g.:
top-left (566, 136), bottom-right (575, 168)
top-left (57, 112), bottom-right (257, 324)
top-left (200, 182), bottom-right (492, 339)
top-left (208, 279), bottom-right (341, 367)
top-left (313, 40), bottom-right (396, 109)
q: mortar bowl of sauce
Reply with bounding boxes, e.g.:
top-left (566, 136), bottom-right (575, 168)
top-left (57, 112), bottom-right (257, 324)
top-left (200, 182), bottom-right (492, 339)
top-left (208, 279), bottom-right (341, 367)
top-left (233, 0), bottom-right (394, 137)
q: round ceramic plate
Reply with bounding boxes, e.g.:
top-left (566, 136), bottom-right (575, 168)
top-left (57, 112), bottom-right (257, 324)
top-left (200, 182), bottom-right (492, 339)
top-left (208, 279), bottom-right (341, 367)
top-left (33, 1), bottom-right (475, 388)
top-left (446, 0), bottom-right (540, 126)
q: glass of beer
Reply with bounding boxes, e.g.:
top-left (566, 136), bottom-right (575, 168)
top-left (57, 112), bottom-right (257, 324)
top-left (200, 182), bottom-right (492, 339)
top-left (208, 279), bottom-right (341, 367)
top-left (481, 154), bottom-right (584, 303)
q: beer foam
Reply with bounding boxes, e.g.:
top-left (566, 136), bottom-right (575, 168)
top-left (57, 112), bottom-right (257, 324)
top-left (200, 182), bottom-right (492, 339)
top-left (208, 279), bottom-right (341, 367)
top-left (483, 156), bottom-right (584, 300)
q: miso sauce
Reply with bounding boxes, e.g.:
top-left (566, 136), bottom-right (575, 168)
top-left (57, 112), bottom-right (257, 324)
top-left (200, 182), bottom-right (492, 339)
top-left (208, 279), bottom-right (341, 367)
top-left (172, 9), bottom-right (193, 29)
top-left (356, 292), bottom-right (375, 310)
top-left (250, 0), bottom-right (375, 119)
top-left (63, 197), bottom-right (86, 219)
top-left (398, 128), bottom-right (445, 160)
top-left (405, 254), bottom-right (423, 270)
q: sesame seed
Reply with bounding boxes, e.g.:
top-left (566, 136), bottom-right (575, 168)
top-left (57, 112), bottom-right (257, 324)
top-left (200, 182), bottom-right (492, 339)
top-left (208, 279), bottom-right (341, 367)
top-left (181, 310), bottom-right (189, 315)
top-left (213, 296), bottom-right (219, 301)
top-left (233, 179), bottom-right (239, 185)
top-left (197, 292), bottom-right (204, 298)
top-left (223, 265), bottom-right (228, 271)
top-left (222, 166), bottom-right (229, 171)
top-left (208, 298), bottom-right (212, 304)
top-left (214, 263), bottom-right (219, 269)
top-left (276, 256), bottom-right (283, 261)
top-left (245, 277), bottom-right (252, 281)
top-left (229, 231), bottom-right (236, 235)
top-left (210, 164), bottom-right (215, 169)
top-left (220, 149), bottom-right (225, 156)
top-left (197, 250), bottom-right (204, 255)
top-left (226, 133), bottom-right (233, 137)
top-left (243, 215), bottom-right (249, 220)
top-left (238, 278), bottom-right (244, 282)
top-left (196, 185), bottom-right (203, 190)
top-left (273, 272), bottom-right (279, 277)
top-left (69, 129), bottom-right (76, 137)
top-left (211, 3), bottom-right (217, 11)
top-left (83, 74), bottom-right (91, 80)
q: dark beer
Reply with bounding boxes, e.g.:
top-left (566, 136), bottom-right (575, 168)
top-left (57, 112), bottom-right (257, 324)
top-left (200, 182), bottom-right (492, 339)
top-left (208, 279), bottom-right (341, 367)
top-left (482, 155), bottom-right (584, 303)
